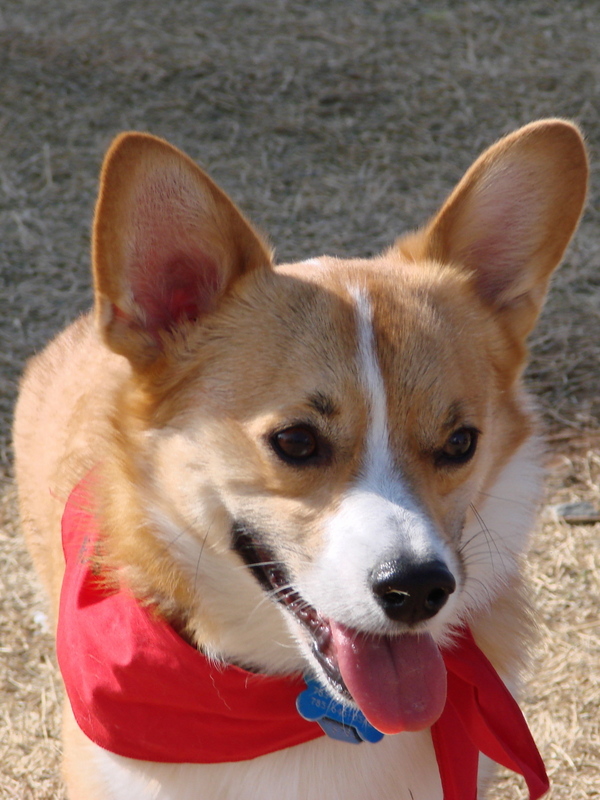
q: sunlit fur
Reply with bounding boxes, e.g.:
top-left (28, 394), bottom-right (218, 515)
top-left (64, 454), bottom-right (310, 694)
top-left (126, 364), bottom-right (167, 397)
top-left (14, 120), bottom-right (587, 800)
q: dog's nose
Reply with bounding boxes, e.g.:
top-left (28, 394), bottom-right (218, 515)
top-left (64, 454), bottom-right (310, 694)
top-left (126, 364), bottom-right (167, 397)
top-left (371, 558), bottom-right (456, 625)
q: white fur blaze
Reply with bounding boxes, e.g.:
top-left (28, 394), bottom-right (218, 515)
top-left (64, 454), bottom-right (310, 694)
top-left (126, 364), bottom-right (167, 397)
top-left (352, 287), bottom-right (394, 488)
top-left (299, 287), bottom-right (457, 634)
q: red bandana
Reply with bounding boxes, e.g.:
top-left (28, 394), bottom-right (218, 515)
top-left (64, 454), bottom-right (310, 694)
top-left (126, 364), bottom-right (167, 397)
top-left (57, 474), bottom-right (549, 799)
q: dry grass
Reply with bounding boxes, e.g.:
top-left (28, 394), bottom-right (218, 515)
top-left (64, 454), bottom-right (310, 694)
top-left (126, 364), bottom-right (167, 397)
top-left (488, 447), bottom-right (600, 800)
top-left (1, 1), bottom-right (599, 797)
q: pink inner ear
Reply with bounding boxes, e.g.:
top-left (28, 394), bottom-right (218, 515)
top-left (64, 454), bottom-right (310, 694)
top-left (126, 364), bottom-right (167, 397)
top-left (133, 252), bottom-right (222, 334)
top-left (461, 225), bottom-right (529, 304)
top-left (450, 168), bottom-right (539, 306)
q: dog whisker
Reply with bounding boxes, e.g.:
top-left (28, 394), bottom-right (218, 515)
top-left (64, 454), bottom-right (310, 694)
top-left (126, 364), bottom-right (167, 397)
top-left (193, 517), bottom-right (215, 594)
top-left (463, 577), bottom-right (495, 607)
top-left (464, 504), bottom-right (509, 574)
top-left (477, 490), bottom-right (532, 509)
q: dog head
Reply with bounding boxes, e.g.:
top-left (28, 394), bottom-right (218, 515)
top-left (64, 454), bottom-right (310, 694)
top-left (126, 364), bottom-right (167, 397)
top-left (93, 121), bottom-right (587, 733)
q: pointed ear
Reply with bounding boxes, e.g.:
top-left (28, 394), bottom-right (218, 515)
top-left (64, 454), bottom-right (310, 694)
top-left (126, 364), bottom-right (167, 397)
top-left (92, 132), bottom-right (273, 367)
top-left (398, 119), bottom-right (588, 337)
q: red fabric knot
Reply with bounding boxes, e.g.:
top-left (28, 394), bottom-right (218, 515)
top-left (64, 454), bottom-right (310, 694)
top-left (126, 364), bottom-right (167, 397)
top-left (57, 472), bottom-right (549, 799)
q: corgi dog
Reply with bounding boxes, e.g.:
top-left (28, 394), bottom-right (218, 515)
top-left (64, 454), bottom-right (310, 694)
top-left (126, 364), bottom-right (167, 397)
top-left (13, 119), bottom-right (587, 800)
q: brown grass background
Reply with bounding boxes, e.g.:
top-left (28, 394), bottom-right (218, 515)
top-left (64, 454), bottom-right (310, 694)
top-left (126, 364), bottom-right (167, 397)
top-left (1, 1), bottom-right (599, 797)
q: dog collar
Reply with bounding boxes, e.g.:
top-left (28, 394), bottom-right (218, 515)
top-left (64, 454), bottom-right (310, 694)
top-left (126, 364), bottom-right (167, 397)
top-left (57, 473), bottom-right (549, 799)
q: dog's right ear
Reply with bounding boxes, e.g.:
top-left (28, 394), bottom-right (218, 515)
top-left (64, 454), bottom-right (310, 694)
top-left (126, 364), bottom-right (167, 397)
top-left (92, 133), bottom-right (273, 368)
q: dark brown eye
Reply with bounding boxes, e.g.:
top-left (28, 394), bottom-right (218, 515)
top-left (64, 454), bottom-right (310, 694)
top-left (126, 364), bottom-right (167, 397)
top-left (271, 426), bottom-right (319, 463)
top-left (438, 427), bottom-right (479, 466)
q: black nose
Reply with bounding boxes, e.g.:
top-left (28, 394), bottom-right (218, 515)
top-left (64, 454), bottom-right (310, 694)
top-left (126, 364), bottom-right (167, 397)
top-left (371, 558), bottom-right (456, 625)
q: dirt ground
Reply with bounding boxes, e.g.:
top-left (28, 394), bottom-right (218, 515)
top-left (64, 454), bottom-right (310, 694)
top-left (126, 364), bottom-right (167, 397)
top-left (1, 1), bottom-right (599, 798)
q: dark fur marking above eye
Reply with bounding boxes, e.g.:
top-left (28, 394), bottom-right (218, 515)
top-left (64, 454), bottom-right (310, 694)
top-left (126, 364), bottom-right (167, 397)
top-left (307, 392), bottom-right (338, 418)
top-left (441, 401), bottom-right (466, 433)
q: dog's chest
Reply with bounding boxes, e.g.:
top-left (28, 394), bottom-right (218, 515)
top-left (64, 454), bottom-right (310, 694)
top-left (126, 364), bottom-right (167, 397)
top-left (91, 732), bottom-right (443, 800)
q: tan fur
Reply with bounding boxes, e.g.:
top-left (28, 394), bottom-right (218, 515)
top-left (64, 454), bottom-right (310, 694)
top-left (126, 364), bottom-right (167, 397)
top-left (13, 119), bottom-right (588, 799)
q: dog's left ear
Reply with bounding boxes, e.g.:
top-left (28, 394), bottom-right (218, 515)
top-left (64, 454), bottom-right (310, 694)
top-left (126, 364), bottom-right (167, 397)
top-left (399, 119), bottom-right (588, 338)
top-left (93, 132), bottom-right (273, 368)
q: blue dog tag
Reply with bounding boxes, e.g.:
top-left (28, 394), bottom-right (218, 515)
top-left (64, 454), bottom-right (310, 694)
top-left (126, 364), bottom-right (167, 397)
top-left (296, 675), bottom-right (384, 744)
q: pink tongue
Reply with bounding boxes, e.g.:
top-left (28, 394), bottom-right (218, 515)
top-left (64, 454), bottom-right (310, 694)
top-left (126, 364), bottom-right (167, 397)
top-left (330, 622), bottom-right (447, 734)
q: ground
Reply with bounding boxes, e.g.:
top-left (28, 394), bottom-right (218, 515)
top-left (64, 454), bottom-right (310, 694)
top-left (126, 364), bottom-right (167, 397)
top-left (0, 1), bottom-right (599, 797)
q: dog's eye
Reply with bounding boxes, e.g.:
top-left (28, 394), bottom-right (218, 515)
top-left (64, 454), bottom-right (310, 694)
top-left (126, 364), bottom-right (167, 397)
top-left (437, 427), bottom-right (479, 466)
top-left (271, 426), bottom-right (319, 463)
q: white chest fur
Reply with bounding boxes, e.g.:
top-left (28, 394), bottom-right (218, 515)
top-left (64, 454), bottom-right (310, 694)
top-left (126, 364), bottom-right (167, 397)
top-left (92, 732), bottom-right (443, 800)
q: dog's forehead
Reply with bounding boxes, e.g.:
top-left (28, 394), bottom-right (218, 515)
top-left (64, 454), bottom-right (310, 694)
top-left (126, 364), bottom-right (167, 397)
top-left (195, 254), bottom-right (488, 428)
top-left (277, 256), bottom-right (473, 379)
top-left (272, 255), bottom-right (491, 420)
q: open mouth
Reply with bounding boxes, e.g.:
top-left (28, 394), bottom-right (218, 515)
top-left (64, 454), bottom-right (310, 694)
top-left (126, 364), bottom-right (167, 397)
top-left (231, 522), bottom-right (347, 696)
top-left (231, 522), bottom-right (450, 735)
